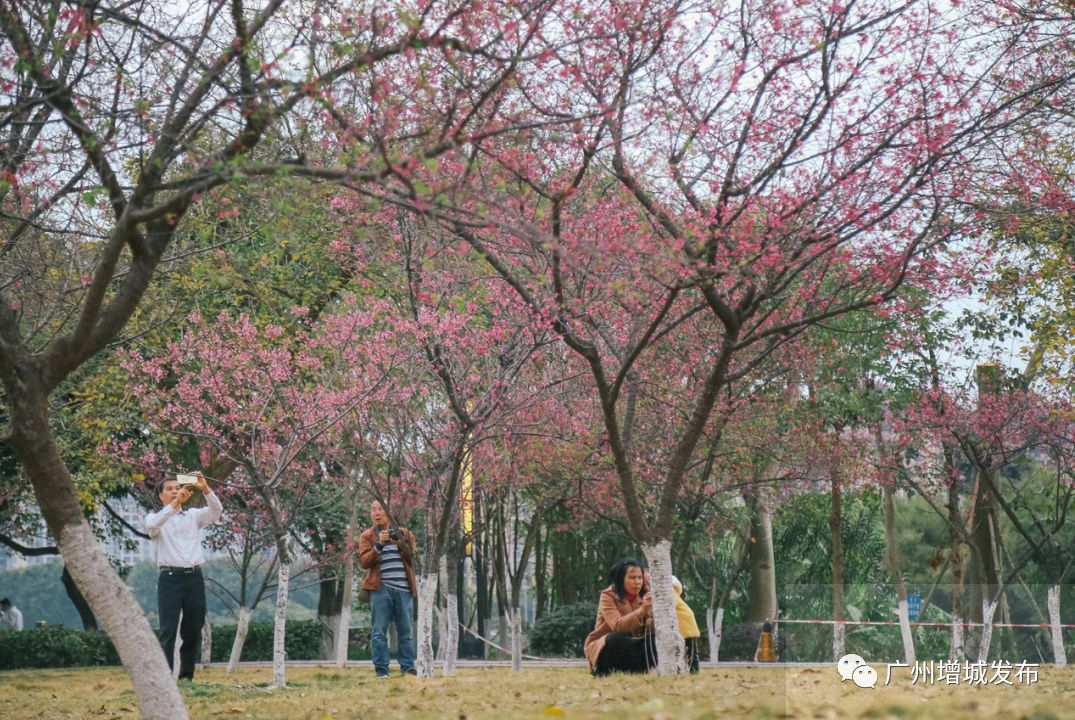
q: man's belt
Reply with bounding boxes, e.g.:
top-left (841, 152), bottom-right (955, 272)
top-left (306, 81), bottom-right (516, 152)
top-left (159, 565), bottom-right (201, 574)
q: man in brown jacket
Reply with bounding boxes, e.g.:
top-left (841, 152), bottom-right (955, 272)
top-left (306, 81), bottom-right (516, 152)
top-left (358, 500), bottom-right (418, 678)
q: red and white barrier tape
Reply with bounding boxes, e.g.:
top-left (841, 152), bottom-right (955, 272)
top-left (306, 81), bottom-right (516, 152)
top-left (775, 618), bottom-right (1075, 629)
top-left (457, 622), bottom-right (549, 660)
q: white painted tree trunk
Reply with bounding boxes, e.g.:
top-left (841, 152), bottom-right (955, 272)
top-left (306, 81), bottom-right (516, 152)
top-left (271, 556), bottom-right (290, 689)
top-left (334, 565), bottom-right (354, 667)
top-left (642, 540), bottom-right (686, 675)
top-left (60, 525), bottom-right (189, 719)
top-left (498, 613), bottom-right (508, 658)
top-left (443, 591), bottom-right (459, 676)
top-left (977, 599), bottom-right (998, 664)
top-left (896, 598), bottom-right (916, 665)
top-left (201, 620), bottom-right (212, 668)
top-left (951, 612), bottom-right (964, 661)
top-left (415, 572), bottom-right (438, 677)
top-left (833, 622), bottom-right (846, 662)
top-left (706, 606), bottom-right (724, 662)
top-left (320, 612), bottom-right (340, 660)
top-left (227, 607), bottom-right (253, 673)
top-left (435, 606), bottom-right (447, 662)
top-left (1048, 584), bottom-right (1067, 667)
top-left (436, 554), bottom-right (448, 664)
top-left (510, 608), bottom-right (522, 672)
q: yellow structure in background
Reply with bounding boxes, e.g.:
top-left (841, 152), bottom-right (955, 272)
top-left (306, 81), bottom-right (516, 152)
top-left (461, 442), bottom-right (473, 556)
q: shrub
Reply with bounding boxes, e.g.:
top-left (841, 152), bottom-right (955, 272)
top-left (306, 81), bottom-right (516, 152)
top-left (210, 619), bottom-right (321, 662)
top-left (209, 619), bottom-right (371, 662)
top-left (529, 603), bottom-right (597, 657)
top-left (0, 626), bottom-right (119, 669)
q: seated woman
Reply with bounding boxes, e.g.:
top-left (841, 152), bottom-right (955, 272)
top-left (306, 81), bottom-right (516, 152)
top-left (584, 559), bottom-right (657, 676)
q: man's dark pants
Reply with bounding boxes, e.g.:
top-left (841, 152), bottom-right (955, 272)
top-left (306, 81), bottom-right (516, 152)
top-left (158, 567), bottom-right (206, 680)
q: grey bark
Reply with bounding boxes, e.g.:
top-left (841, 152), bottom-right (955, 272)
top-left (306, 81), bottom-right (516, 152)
top-left (643, 540), bottom-right (687, 675)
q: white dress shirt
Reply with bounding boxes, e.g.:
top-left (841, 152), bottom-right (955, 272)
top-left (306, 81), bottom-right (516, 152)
top-left (144, 491), bottom-right (223, 568)
top-left (0, 605), bottom-right (22, 631)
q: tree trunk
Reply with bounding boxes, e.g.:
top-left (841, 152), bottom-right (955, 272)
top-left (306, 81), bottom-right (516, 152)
top-left (444, 590), bottom-right (459, 676)
top-left (977, 597), bottom-right (998, 663)
top-left (201, 620), bottom-right (212, 668)
top-left (534, 522), bottom-right (546, 622)
top-left (510, 607), bottom-right (523, 672)
top-left (492, 502), bottom-right (510, 661)
top-left (336, 490), bottom-right (360, 667)
top-left (947, 454), bottom-right (966, 662)
top-left (706, 606), bottom-right (724, 662)
top-left (746, 500), bottom-right (778, 624)
top-left (227, 607), bottom-right (253, 673)
top-left (61, 564), bottom-right (98, 631)
top-left (883, 485), bottom-right (916, 664)
top-left (11, 397), bottom-right (187, 718)
top-left (1048, 584), bottom-right (1067, 667)
top-left (970, 364), bottom-right (1002, 659)
top-left (443, 549), bottom-right (460, 676)
top-left (475, 499), bottom-right (489, 655)
top-left (415, 571), bottom-right (438, 677)
top-left (969, 471), bottom-right (1001, 628)
top-left (271, 540), bottom-right (291, 689)
top-left (830, 470), bottom-right (846, 661)
top-left (642, 539), bottom-right (686, 675)
top-left (317, 568), bottom-right (345, 660)
top-left (435, 605), bottom-right (447, 662)
top-left (434, 554), bottom-right (447, 661)
top-left (707, 529), bottom-right (750, 663)
top-left (497, 612), bottom-right (508, 660)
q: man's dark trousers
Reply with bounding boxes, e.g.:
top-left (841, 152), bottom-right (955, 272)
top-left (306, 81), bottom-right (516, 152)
top-left (158, 567), bottom-right (206, 680)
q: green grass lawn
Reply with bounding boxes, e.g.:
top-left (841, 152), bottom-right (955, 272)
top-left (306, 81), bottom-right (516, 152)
top-left (0, 664), bottom-right (1069, 719)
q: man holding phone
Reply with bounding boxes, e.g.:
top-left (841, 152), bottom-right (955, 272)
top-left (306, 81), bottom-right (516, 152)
top-left (144, 471), bottom-right (222, 681)
top-left (358, 499), bottom-right (418, 678)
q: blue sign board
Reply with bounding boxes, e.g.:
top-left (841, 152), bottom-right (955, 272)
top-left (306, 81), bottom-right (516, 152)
top-left (907, 593), bottom-right (921, 622)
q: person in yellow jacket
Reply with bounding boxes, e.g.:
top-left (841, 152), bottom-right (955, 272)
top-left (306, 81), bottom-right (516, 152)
top-left (671, 575), bottom-right (700, 673)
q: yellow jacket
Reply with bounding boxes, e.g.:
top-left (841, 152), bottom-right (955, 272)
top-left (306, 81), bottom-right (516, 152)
top-left (674, 586), bottom-right (700, 639)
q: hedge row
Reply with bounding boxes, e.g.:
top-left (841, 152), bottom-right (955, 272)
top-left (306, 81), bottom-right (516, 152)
top-left (0, 620), bottom-right (370, 670)
top-left (528, 602), bottom-right (596, 657)
top-left (0, 626), bottom-right (120, 669)
top-left (209, 620), bottom-right (371, 662)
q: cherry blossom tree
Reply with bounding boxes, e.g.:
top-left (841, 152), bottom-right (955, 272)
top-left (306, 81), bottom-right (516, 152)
top-left (896, 363), bottom-right (1075, 664)
top-left (118, 301), bottom-right (407, 687)
top-left (325, 205), bottom-right (551, 675)
top-left (375, 0), bottom-right (1075, 673)
top-left (0, 0), bottom-right (560, 712)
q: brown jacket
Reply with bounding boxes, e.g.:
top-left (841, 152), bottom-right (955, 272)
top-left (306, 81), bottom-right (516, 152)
top-left (583, 586), bottom-right (652, 671)
top-left (358, 525), bottom-right (418, 596)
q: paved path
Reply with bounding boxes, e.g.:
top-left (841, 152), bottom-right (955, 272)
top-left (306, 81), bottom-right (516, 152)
top-left (213, 659), bottom-right (825, 669)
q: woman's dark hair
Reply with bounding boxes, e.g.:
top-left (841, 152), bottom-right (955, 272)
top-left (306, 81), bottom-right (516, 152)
top-left (608, 559), bottom-right (646, 599)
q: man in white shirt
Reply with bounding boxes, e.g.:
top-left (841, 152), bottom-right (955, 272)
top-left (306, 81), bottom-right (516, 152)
top-left (0, 598), bottom-right (23, 631)
top-left (144, 472), bottom-right (222, 681)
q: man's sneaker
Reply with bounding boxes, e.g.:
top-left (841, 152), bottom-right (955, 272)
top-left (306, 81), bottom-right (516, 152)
top-left (402, 668), bottom-right (418, 677)
top-left (376, 670), bottom-right (390, 679)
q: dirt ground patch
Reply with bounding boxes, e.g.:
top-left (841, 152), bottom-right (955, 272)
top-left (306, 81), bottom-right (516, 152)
top-left (0, 664), bottom-right (1068, 719)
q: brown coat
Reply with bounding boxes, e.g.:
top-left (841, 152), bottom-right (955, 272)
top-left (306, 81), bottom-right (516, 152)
top-left (583, 586), bottom-right (652, 671)
top-left (358, 525), bottom-right (418, 596)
